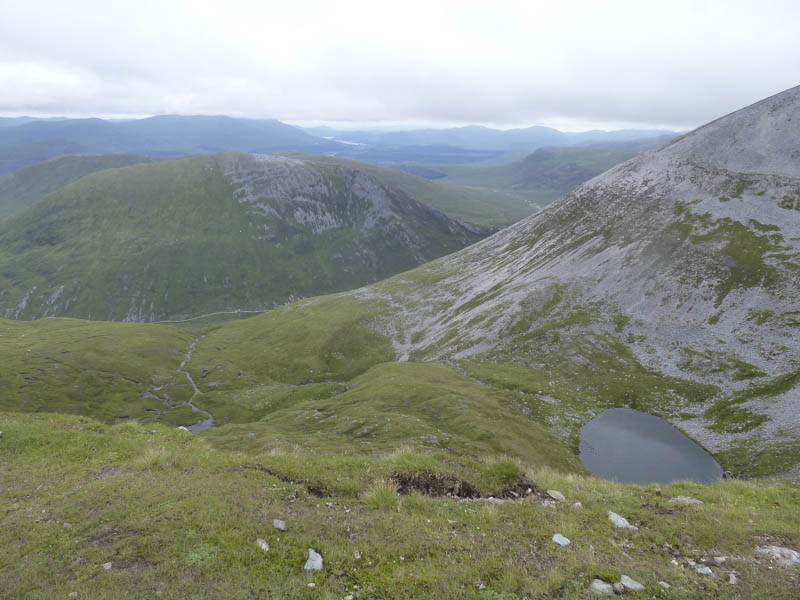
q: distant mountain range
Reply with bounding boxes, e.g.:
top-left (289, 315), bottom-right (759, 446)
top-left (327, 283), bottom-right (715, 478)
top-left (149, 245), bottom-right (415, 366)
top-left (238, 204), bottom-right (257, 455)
top-left (305, 124), bottom-right (676, 152)
top-left (0, 115), bottom-right (677, 174)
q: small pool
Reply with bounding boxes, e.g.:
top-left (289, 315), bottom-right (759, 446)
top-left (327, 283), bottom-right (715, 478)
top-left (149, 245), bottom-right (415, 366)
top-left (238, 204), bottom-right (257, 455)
top-left (579, 408), bottom-right (722, 484)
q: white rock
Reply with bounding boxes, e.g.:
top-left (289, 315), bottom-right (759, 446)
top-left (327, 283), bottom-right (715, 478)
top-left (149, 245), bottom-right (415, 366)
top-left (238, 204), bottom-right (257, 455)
top-left (590, 579), bottom-right (614, 596)
top-left (273, 519), bottom-right (287, 531)
top-left (304, 548), bottom-right (323, 571)
top-left (714, 556), bottom-right (727, 564)
top-left (256, 538), bottom-right (269, 552)
top-left (343, 595), bottom-right (354, 600)
top-left (546, 489), bottom-right (565, 501)
top-left (68, 593), bottom-right (78, 598)
top-left (101, 562), bottom-right (112, 571)
top-left (487, 497), bottom-right (504, 505)
top-left (658, 581), bottom-right (670, 589)
top-left (669, 496), bottom-right (703, 504)
top-left (697, 566), bottom-right (715, 577)
top-left (177, 426), bottom-right (189, 431)
top-left (756, 545), bottom-right (800, 566)
top-left (571, 502), bottom-right (583, 511)
top-left (728, 574), bottom-right (737, 584)
top-left (608, 511), bottom-right (638, 530)
top-left (552, 533), bottom-right (571, 547)
top-left (620, 574), bottom-right (645, 591)
top-left (307, 583), bottom-right (315, 588)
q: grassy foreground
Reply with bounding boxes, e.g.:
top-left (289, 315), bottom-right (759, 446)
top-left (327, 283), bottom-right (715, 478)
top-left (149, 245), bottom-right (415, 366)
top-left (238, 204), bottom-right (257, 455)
top-left (2, 412), bottom-right (799, 599)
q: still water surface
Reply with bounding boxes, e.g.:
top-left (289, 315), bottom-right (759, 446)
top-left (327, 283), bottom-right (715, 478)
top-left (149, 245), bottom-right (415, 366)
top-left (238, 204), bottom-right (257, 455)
top-left (579, 408), bottom-right (722, 484)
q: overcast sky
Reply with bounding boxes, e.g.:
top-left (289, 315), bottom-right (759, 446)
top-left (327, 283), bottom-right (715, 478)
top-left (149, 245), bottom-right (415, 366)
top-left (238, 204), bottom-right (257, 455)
top-left (1, 0), bottom-right (798, 130)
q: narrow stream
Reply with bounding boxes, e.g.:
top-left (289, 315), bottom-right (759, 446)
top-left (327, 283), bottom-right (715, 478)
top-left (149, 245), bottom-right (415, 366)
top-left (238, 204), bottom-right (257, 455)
top-left (177, 337), bottom-right (215, 432)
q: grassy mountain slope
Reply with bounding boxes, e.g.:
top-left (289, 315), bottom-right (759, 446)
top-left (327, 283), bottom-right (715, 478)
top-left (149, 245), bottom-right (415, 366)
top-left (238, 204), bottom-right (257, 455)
top-left (0, 154), bottom-right (151, 220)
top-left (2, 412), bottom-right (799, 599)
top-left (0, 153), bottom-right (482, 321)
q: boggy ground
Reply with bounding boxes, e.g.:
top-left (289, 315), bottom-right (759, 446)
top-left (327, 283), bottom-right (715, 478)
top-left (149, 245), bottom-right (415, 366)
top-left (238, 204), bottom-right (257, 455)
top-left (2, 412), bottom-right (798, 599)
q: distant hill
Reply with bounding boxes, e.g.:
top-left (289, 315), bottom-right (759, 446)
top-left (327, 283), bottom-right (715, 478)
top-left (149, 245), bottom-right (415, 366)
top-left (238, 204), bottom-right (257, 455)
top-left (312, 124), bottom-right (677, 153)
top-left (0, 116), bottom-right (343, 173)
top-left (0, 152), bottom-right (484, 321)
top-left (426, 136), bottom-right (672, 207)
top-left (0, 154), bottom-right (152, 220)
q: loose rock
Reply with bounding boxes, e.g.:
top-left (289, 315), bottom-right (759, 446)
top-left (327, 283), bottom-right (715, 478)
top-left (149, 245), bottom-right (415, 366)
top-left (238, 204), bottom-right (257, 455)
top-left (696, 566), bottom-right (715, 577)
top-left (304, 548), bottom-right (323, 571)
top-left (68, 593), bottom-right (78, 598)
top-left (669, 496), bottom-right (703, 505)
top-left (273, 519), bottom-right (287, 531)
top-left (546, 489), bottom-right (565, 501)
top-left (620, 575), bottom-right (645, 591)
top-left (756, 545), bottom-right (800, 566)
top-left (658, 581), bottom-right (670, 589)
top-left (256, 538), bottom-right (269, 552)
top-left (612, 582), bottom-right (624, 594)
top-left (487, 497), bottom-right (504, 505)
top-left (728, 574), bottom-right (737, 585)
top-left (608, 511), bottom-right (638, 530)
top-left (552, 533), bottom-right (571, 547)
top-left (101, 562), bottom-right (112, 571)
top-left (571, 502), bottom-right (583, 511)
top-left (590, 579), bottom-right (614, 596)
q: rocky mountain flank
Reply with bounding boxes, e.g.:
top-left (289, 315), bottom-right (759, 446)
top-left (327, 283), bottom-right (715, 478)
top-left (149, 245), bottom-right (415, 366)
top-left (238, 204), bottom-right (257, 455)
top-left (0, 152), bottom-right (481, 321)
top-left (358, 86), bottom-right (800, 473)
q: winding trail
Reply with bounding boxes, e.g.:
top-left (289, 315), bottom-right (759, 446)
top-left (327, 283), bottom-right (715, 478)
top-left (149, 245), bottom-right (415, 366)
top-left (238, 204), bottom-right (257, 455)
top-left (177, 337), bottom-right (215, 432)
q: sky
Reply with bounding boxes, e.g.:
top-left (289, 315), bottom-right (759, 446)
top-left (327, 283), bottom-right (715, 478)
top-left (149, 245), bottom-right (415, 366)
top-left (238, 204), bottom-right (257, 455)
top-left (1, 0), bottom-right (799, 131)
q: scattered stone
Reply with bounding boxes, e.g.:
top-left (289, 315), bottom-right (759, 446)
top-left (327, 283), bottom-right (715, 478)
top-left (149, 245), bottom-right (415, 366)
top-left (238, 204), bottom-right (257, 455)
top-left (546, 489), bottom-right (565, 501)
top-left (101, 562), bottom-right (112, 571)
top-left (256, 538), bottom-right (269, 552)
top-left (62, 522), bottom-right (73, 529)
top-left (713, 556), bottom-right (727, 565)
top-left (343, 595), bottom-right (354, 600)
top-left (620, 575), bottom-right (644, 591)
top-left (68, 593), bottom-right (78, 598)
top-left (728, 574), bottom-right (737, 585)
top-left (696, 566), bottom-right (715, 577)
top-left (307, 582), bottom-right (315, 588)
top-left (756, 545), bottom-right (800, 566)
top-left (688, 559), bottom-right (696, 567)
top-left (571, 502), bottom-right (583, 511)
top-left (475, 579), bottom-right (487, 590)
top-left (304, 548), bottom-right (323, 571)
top-left (541, 499), bottom-right (556, 508)
top-left (612, 582), bottom-right (625, 594)
top-left (658, 581), bottom-right (670, 589)
top-left (669, 496), bottom-right (703, 505)
top-left (354, 550), bottom-right (361, 560)
top-left (273, 519), bottom-right (287, 531)
top-left (552, 533), bottom-right (571, 547)
top-left (487, 497), bottom-right (504, 505)
top-left (177, 426), bottom-right (189, 431)
top-left (608, 511), bottom-right (638, 530)
top-left (590, 579), bottom-right (614, 596)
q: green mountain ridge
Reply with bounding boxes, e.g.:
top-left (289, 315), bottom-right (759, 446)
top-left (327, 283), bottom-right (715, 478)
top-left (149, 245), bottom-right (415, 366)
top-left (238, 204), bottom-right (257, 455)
top-left (0, 152), bottom-right (490, 321)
